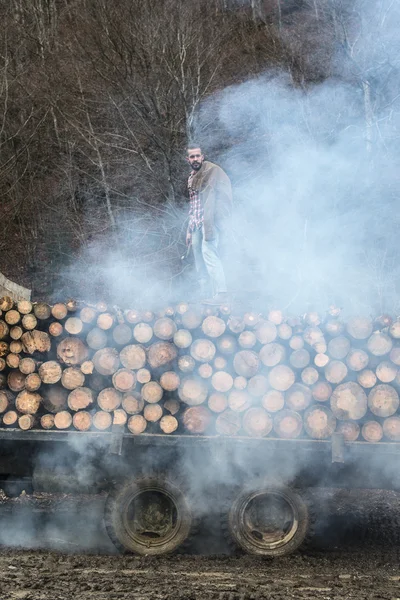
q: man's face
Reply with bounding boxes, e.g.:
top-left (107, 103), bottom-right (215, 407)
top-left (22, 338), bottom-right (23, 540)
top-left (187, 148), bottom-right (204, 171)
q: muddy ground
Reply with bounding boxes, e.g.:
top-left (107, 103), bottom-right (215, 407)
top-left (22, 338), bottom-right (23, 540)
top-left (0, 489), bottom-right (400, 600)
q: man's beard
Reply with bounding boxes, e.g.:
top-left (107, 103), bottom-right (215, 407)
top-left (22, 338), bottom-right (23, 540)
top-left (192, 161), bottom-right (202, 171)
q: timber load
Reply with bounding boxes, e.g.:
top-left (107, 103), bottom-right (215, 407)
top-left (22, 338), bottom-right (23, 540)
top-left (0, 295), bottom-right (400, 442)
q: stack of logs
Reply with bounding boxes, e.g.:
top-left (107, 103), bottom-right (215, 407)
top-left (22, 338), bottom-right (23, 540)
top-left (1, 295), bottom-right (400, 442)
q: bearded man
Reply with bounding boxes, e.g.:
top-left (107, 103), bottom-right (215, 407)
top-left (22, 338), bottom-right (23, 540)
top-left (186, 145), bottom-right (232, 305)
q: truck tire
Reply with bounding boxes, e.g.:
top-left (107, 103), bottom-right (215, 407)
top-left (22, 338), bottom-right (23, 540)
top-left (104, 475), bottom-right (193, 556)
top-left (225, 479), bottom-right (310, 557)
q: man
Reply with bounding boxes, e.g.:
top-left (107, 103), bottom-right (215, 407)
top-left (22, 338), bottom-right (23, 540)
top-left (186, 145), bottom-right (232, 305)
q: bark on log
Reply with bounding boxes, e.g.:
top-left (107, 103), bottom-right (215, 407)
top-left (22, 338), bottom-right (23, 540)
top-left (136, 368), bottom-right (151, 384)
top-left (147, 342), bottom-right (178, 369)
top-left (273, 410), bottom-right (303, 439)
top-left (0, 341), bottom-right (8, 357)
top-left (42, 386), bottom-right (68, 413)
top-left (97, 387), bottom-right (122, 412)
top-left (368, 384), bottom-right (399, 417)
top-left (160, 415), bottom-right (178, 434)
top-left (112, 324), bottom-right (132, 346)
top-left (122, 392), bottom-right (144, 415)
top-left (178, 355), bottom-right (196, 373)
top-left (330, 382), bottom-right (367, 420)
top-left (173, 329), bottom-right (192, 349)
top-left (336, 420), bottom-right (360, 441)
top-left (39, 361), bottom-right (62, 385)
top-left (259, 343), bottom-right (286, 367)
top-left (327, 336), bottom-right (351, 360)
top-left (242, 407), bottom-right (273, 437)
top-left (304, 405), bottom-right (336, 440)
top-left (228, 390), bottom-right (252, 412)
top-left (54, 411), bottom-right (73, 429)
top-left (40, 414), bottom-right (55, 430)
top-left (68, 387), bottom-right (95, 411)
top-left (324, 360), bottom-right (348, 384)
top-left (362, 421), bottom-right (383, 443)
top-left (51, 303), bottom-right (68, 320)
top-left (208, 392), bottom-right (228, 413)
top-left (215, 409), bottom-right (241, 435)
top-left (133, 323), bottom-right (153, 344)
top-left (261, 390), bottom-right (285, 412)
top-left (93, 347), bottom-right (120, 375)
top-left (211, 371), bottom-right (233, 393)
top-left (383, 416), bottom-right (400, 441)
top-left (112, 369), bottom-right (136, 393)
top-left (143, 403), bottom-right (163, 423)
top-left (15, 390), bottom-right (41, 414)
top-left (268, 365), bottom-right (295, 392)
top-left (285, 383), bottom-right (312, 411)
top-left (346, 349), bottom-right (369, 372)
top-left (120, 344), bottom-right (146, 370)
top-left (127, 414), bottom-right (147, 434)
top-left (0, 359), bottom-right (5, 373)
top-left (178, 377), bottom-right (208, 406)
top-left (57, 337), bottom-right (89, 365)
top-left (141, 381), bottom-right (163, 404)
top-left (346, 317), bottom-right (373, 340)
top-left (61, 367), bottom-right (85, 390)
top-left (73, 411), bottom-right (92, 431)
top-left (190, 339), bottom-right (216, 363)
top-left (25, 373), bottom-right (42, 392)
top-left (86, 328), bottom-right (108, 350)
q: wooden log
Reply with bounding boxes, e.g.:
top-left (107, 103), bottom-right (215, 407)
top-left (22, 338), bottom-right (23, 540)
top-left (285, 383), bottom-right (312, 411)
top-left (8, 371), bottom-right (26, 392)
top-left (303, 326), bottom-right (324, 347)
top-left (330, 382), bottom-right (367, 420)
top-left (304, 312), bottom-right (321, 327)
top-left (178, 377), bottom-right (208, 406)
top-left (267, 310), bottom-right (283, 325)
top-left (383, 416), bottom-right (400, 441)
top-left (93, 347), bottom-right (120, 375)
top-left (259, 343), bottom-right (286, 367)
top-left (15, 390), bottom-right (41, 414)
top-left (346, 349), bottom-right (369, 372)
top-left (242, 407), bottom-right (273, 437)
top-left (153, 317), bottom-right (177, 341)
top-left (112, 324), bottom-right (132, 346)
top-left (158, 371), bottom-right (180, 392)
top-left (268, 365), bottom-right (295, 392)
top-left (21, 313), bottom-right (37, 330)
top-left (79, 306), bottom-right (98, 324)
top-left (368, 384), bottom-right (399, 417)
top-left (133, 323), bottom-right (153, 344)
top-left (18, 414), bottom-right (37, 430)
top-left (141, 381), bottom-right (163, 404)
top-left (125, 309), bottom-right (142, 324)
top-left (389, 346), bottom-right (400, 366)
top-left (49, 322), bottom-right (63, 337)
top-left (181, 308), bottom-right (203, 330)
top-left (97, 387), bottom-right (122, 411)
top-left (64, 317), bottom-right (83, 335)
top-left (2, 410), bottom-right (18, 426)
top-left (66, 299), bottom-right (78, 313)
top-left (51, 303), bottom-right (68, 320)
top-left (42, 386), bottom-right (68, 413)
top-left (198, 363), bottom-right (213, 379)
top-left (68, 387), bottom-right (95, 411)
top-left (0, 320), bottom-right (9, 340)
top-left (327, 336), bottom-right (351, 360)
top-left (112, 368), bottom-right (136, 392)
top-left (311, 381), bottom-right (332, 402)
top-left (238, 331), bottom-right (257, 349)
top-left (160, 415), bottom-right (178, 434)
top-left (33, 302), bottom-right (51, 320)
top-left (142, 310), bottom-right (155, 323)
top-left (0, 390), bottom-right (13, 413)
top-left (233, 376), bottom-right (247, 390)
top-left (374, 314), bottom-right (393, 329)
top-left (173, 329), bottom-right (192, 349)
top-left (314, 353), bottom-right (330, 368)
top-left (228, 390), bottom-right (252, 412)
top-left (357, 369), bottom-right (377, 388)
top-left (120, 344), bottom-right (146, 370)
top-left (324, 360), bottom-right (348, 384)
top-left (0, 359), bottom-right (5, 373)
top-left (289, 335), bottom-right (304, 351)
top-left (213, 356), bottom-right (227, 371)
top-left (137, 368), bottom-right (151, 384)
top-left (215, 409), bottom-right (241, 435)
top-left (301, 367), bottom-right (319, 386)
top-left (39, 361), bottom-right (62, 385)
top-left (73, 411), bottom-right (92, 431)
top-left (243, 312), bottom-right (261, 328)
top-left (202, 316), bottom-right (226, 338)
top-left (54, 411), bottom-right (72, 429)
top-left (227, 316), bottom-right (245, 334)
top-left (277, 323), bottom-right (292, 340)
top-left (10, 326), bottom-right (23, 341)
top-left (25, 373), bottom-right (41, 392)
top-left (178, 355), bottom-right (196, 373)
top-left (18, 358), bottom-right (36, 375)
top-left (80, 360), bottom-right (94, 375)
top-left (362, 420), bottom-right (383, 443)
top-left (208, 392), bottom-right (228, 413)
top-left (57, 337), bottom-right (89, 365)
top-left (255, 320), bottom-right (277, 344)
top-left (143, 403), bottom-right (163, 423)
top-left (289, 349), bottom-right (310, 369)
top-left (304, 405), bottom-right (336, 439)
top-left (147, 342), bottom-right (178, 369)
top-left (5, 310), bottom-right (21, 325)
top-left (233, 350), bottom-right (260, 378)
top-left (113, 409), bottom-right (128, 426)
top-left (367, 332), bottom-right (393, 356)
top-left (389, 320), bottom-right (400, 339)
top-left (95, 301), bottom-right (107, 313)
top-left (376, 361), bottom-right (397, 383)
top-left (261, 390), bottom-right (285, 413)
top-left (163, 398), bottom-right (181, 415)
top-left (324, 319), bottom-right (344, 337)
top-left (216, 335), bottom-right (237, 356)
top-left (21, 330), bottom-right (51, 354)
top-left (336, 420), bottom-right (360, 441)
top-left (97, 312), bottom-right (115, 331)
top-left (17, 300), bottom-right (33, 315)
top-left (190, 339), bottom-right (216, 363)
top-left (211, 371), bottom-right (233, 393)
top-left (182, 405), bottom-right (212, 434)
top-left (61, 367), bottom-right (85, 390)
top-left (127, 414), bottom-right (146, 434)
top-left (0, 341), bottom-right (8, 357)
top-left (247, 374), bottom-right (269, 398)
top-left (273, 410), bottom-right (303, 439)
top-left (346, 317), bottom-right (373, 340)
top-left (122, 391), bottom-right (144, 414)
top-left (86, 327), bottom-right (108, 350)
top-left (313, 341), bottom-right (328, 354)
top-left (6, 353), bottom-right (20, 369)
top-left (40, 414), bottom-right (55, 430)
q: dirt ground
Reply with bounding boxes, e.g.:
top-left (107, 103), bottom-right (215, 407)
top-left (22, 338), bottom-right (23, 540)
top-left (0, 489), bottom-right (400, 600)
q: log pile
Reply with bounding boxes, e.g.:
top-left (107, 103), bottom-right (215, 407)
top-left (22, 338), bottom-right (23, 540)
top-left (1, 296), bottom-right (400, 442)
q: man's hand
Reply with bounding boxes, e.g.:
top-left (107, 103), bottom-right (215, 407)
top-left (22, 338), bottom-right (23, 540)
top-left (186, 230), bottom-right (192, 246)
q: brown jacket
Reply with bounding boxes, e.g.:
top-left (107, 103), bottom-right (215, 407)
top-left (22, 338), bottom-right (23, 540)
top-left (190, 160), bottom-right (233, 241)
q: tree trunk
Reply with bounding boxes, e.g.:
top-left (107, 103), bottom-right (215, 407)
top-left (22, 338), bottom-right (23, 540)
top-left (97, 387), bottom-right (122, 411)
top-left (346, 349), bottom-right (369, 372)
top-left (68, 387), bottom-right (95, 411)
top-left (259, 343), bottom-right (286, 367)
top-left (346, 317), bottom-right (373, 340)
top-left (92, 410), bottom-right (112, 431)
top-left (376, 361), bottom-right (397, 383)
top-left (73, 411), bottom-right (92, 431)
top-left (160, 415), bottom-right (178, 434)
top-left (57, 337), bottom-right (89, 365)
top-left (160, 371), bottom-right (180, 391)
top-left (40, 414), bottom-right (55, 430)
top-left (242, 407), bottom-right (273, 437)
top-left (367, 384), bottom-right (399, 417)
top-left (18, 414), bottom-right (37, 430)
top-left (208, 392), bottom-right (228, 413)
top-left (228, 390), bottom-right (252, 412)
top-left (39, 361), bottom-right (62, 384)
top-left (112, 368), bottom-right (136, 393)
top-left (65, 317), bottom-right (83, 335)
top-left (25, 373), bottom-right (42, 392)
top-left (261, 390), bottom-right (285, 413)
top-left (268, 365), bottom-right (295, 391)
top-left (54, 410), bottom-right (73, 429)
top-left (119, 344), bottom-right (146, 370)
top-left (367, 332), bottom-right (393, 356)
top-left (311, 381), bottom-right (332, 402)
top-left (178, 377), bottom-right (208, 406)
top-left (362, 420), bottom-right (383, 443)
top-left (127, 414), bottom-right (147, 434)
top-left (147, 341), bottom-right (177, 369)
top-left (324, 360), bottom-right (348, 384)
top-left (336, 420), bottom-right (360, 441)
top-left (143, 403), bottom-right (163, 423)
top-left (182, 406), bottom-right (212, 434)
top-left (61, 367), bottom-right (85, 390)
top-left (122, 391), bottom-right (144, 415)
top-left (93, 347), bottom-right (120, 375)
top-left (273, 409), bottom-right (303, 439)
top-left (51, 303), bottom-right (68, 320)
top-left (154, 317), bottom-right (177, 340)
top-left (133, 323), bottom-right (153, 344)
top-left (190, 339), bottom-right (216, 363)
top-left (301, 367), bottom-right (319, 386)
top-left (304, 406), bottom-right (336, 440)
top-left (141, 381), bottom-right (163, 404)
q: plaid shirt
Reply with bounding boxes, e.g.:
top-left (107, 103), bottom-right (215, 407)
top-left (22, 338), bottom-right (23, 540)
top-left (188, 170), bottom-right (204, 232)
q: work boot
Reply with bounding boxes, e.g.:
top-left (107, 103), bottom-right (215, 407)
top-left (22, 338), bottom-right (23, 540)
top-left (202, 292), bottom-right (229, 306)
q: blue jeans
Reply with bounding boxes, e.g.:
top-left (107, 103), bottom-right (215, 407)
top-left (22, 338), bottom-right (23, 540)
top-left (191, 227), bottom-right (227, 296)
